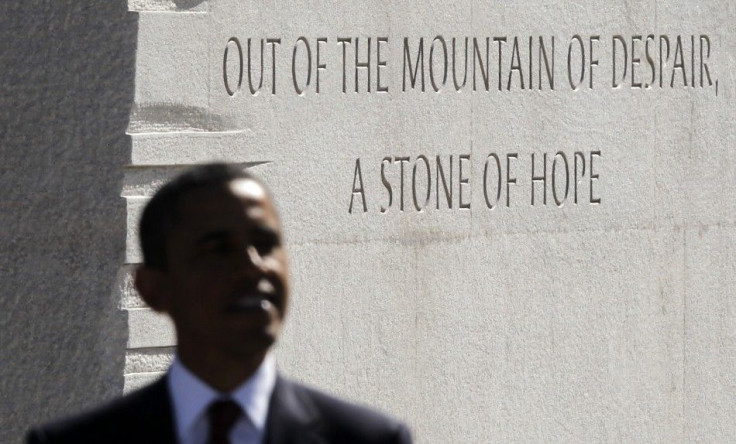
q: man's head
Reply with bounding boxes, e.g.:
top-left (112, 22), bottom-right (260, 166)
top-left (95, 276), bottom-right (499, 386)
top-left (135, 163), bottom-right (289, 375)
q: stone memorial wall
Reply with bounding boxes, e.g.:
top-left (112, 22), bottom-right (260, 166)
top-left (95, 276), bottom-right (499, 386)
top-left (2, 1), bottom-right (734, 442)
top-left (122, 1), bottom-right (735, 442)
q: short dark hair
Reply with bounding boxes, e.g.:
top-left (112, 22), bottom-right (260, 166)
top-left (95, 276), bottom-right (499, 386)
top-left (139, 163), bottom-right (262, 270)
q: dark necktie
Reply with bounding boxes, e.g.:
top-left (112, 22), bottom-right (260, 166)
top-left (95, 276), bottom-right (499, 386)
top-left (207, 399), bottom-right (243, 444)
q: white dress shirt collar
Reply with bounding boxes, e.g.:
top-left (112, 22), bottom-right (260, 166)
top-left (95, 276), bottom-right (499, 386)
top-left (167, 354), bottom-right (277, 444)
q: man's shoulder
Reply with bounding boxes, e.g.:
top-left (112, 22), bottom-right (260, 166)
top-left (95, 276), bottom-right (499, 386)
top-left (272, 377), bottom-right (412, 444)
top-left (289, 380), bottom-right (404, 429)
top-left (26, 378), bottom-right (174, 444)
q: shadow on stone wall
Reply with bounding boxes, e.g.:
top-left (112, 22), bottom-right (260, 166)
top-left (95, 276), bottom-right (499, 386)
top-left (0, 2), bottom-right (137, 441)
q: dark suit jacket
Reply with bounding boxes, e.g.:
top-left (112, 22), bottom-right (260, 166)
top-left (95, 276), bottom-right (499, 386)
top-left (27, 376), bottom-right (411, 444)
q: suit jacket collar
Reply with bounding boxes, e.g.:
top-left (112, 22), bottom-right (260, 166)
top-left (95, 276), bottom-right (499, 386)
top-left (125, 376), bottom-right (178, 443)
top-left (264, 376), bottom-right (324, 444)
top-left (151, 373), bottom-right (324, 444)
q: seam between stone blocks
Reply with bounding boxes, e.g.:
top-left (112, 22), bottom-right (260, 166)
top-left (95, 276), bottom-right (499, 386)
top-left (681, 225), bottom-right (688, 441)
top-left (289, 221), bottom-right (735, 249)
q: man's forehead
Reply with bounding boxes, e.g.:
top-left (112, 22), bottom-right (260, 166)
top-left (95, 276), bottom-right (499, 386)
top-left (178, 178), bottom-right (266, 206)
top-left (175, 178), bottom-right (278, 226)
top-left (228, 178), bottom-right (266, 200)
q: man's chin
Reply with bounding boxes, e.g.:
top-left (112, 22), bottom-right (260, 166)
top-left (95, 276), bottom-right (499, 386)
top-left (227, 328), bottom-right (279, 357)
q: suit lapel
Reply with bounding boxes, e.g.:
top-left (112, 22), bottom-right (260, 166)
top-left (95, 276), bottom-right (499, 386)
top-left (127, 376), bottom-right (178, 443)
top-left (265, 376), bottom-right (324, 444)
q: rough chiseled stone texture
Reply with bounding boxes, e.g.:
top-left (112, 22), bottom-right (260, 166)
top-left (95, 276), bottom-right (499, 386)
top-left (124, 347), bottom-right (175, 374)
top-left (0, 1), bottom-right (136, 442)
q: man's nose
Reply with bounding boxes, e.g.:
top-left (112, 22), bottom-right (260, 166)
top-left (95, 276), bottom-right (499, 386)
top-left (245, 245), bottom-right (265, 268)
top-left (232, 245), bottom-right (267, 278)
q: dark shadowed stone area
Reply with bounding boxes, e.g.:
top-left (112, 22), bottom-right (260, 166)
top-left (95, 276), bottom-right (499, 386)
top-left (0, 2), bottom-right (136, 441)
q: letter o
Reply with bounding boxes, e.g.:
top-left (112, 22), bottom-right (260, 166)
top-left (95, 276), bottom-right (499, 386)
top-left (567, 35), bottom-right (585, 90)
top-left (552, 151), bottom-right (570, 206)
top-left (292, 37), bottom-right (312, 95)
top-left (483, 153), bottom-right (502, 209)
top-left (413, 155), bottom-right (432, 211)
top-left (223, 38), bottom-right (243, 96)
top-left (430, 36), bottom-right (448, 92)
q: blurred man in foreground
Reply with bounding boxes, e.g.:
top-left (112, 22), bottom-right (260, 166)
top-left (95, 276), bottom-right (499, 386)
top-left (28, 163), bottom-right (411, 444)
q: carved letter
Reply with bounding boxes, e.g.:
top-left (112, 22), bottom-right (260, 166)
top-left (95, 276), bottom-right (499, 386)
top-left (531, 152), bottom-right (547, 205)
top-left (552, 151), bottom-right (570, 206)
top-left (403, 38), bottom-right (425, 91)
top-left (395, 157), bottom-right (411, 211)
top-left (292, 37), bottom-right (312, 95)
top-left (266, 39), bottom-right (281, 94)
top-left (568, 35), bottom-right (585, 90)
top-left (349, 158), bottom-right (367, 213)
top-left (377, 37), bottom-right (389, 92)
top-left (612, 35), bottom-right (627, 88)
top-left (436, 155), bottom-right (453, 209)
top-left (316, 38), bottom-right (327, 93)
top-left (413, 155), bottom-right (432, 211)
top-left (223, 37), bottom-right (243, 96)
top-left (459, 154), bottom-right (471, 209)
top-left (589, 151), bottom-right (601, 204)
top-left (483, 153), bottom-right (502, 209)
top-left (430, 36), bottom-right (448, 92)
top-left (574, 151), bottom-right (586, 204)
top-left (381, 157), bottom-right (393, 213)
top-left (337, 38), bottom-right (352, 93)
top-left (506, 153), bottom-right (518, 207)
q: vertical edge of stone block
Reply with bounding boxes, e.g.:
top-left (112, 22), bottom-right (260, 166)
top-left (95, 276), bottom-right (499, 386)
top-left (115, 265), bottom-right (147, 309)
top-left (125, 196), bottom-right (147, 264)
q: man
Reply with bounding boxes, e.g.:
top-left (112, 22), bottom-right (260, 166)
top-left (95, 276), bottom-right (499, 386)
top-left (28, 163), bottom-right (411, 444)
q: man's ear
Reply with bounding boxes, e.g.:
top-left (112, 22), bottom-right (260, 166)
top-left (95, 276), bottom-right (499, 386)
top-left (134, 266), bottom-right (171, 313)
